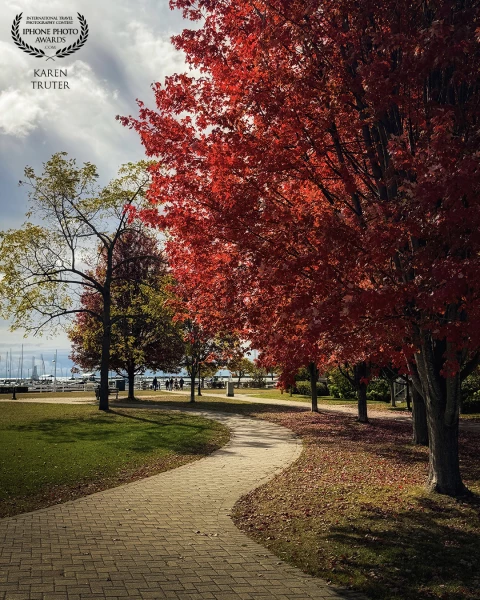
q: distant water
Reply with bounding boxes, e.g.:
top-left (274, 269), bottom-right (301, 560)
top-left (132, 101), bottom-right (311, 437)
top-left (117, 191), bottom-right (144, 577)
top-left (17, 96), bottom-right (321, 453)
top-left (1, 344), bottom-right (233, 380)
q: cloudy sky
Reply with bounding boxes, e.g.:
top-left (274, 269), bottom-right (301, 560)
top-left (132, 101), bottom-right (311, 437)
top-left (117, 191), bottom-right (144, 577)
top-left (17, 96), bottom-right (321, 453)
top-left (0, 0), bottom-right (190, 374)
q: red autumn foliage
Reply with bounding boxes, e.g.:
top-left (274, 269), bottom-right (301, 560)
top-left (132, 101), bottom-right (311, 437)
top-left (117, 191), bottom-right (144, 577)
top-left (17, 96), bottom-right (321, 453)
top-left (120, 1), bottom-right (480, 495)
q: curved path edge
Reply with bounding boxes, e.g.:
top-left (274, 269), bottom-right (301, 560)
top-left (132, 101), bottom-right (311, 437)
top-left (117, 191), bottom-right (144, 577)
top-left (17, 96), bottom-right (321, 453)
top-left (0, 406), bottom-right (367, 600)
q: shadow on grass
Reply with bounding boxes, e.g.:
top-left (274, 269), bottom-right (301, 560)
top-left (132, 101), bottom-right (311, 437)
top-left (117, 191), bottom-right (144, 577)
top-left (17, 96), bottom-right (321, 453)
top-left (122, 398), bottom-right (308, 415)
top-left (326, 494), bottom-right (480, 600)
top-left (5, 410), bottom-right (216, 455)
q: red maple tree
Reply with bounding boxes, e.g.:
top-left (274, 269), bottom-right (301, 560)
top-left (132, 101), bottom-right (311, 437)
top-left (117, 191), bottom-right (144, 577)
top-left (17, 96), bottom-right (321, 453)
top-left (69, 229), bottom-right (184, 399)
top-left (121, 0), bottom-right (480, 496)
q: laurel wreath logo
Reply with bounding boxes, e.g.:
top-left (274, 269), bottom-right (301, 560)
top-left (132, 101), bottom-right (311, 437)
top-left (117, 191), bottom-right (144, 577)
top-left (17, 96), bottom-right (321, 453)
top-left (11, 13), bottom-right (88, 61)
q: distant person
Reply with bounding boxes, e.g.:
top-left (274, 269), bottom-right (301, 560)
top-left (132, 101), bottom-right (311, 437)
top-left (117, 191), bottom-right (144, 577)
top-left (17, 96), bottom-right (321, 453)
top-left (174, 378), bottom-right (179, 390)
top-left (152, 376), bottom-right (158, 391)
top-left (165, 378), bottom-right (169, 391)
top-left (169, 377), bottom-right (174, 391)
top-left (179, 377), bottom-right (184, 390)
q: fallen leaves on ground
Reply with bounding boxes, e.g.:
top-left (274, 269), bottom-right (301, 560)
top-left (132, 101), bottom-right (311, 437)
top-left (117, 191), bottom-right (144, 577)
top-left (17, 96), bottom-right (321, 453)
top-left (232, 410), bottom-right (480, 600)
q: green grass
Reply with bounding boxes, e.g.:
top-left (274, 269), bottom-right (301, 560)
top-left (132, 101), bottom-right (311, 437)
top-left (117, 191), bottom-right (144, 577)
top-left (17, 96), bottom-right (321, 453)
top-left (5, 390), bottom-right (176, 400)
top-left (4, 390), bottom-right (97, 399)
top-left (0, 402), bottom-right (229, 518)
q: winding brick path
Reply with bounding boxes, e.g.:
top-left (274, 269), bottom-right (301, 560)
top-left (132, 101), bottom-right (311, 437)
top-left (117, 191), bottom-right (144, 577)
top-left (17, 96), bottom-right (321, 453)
top-left (0, 409), bottom-right (366, 600)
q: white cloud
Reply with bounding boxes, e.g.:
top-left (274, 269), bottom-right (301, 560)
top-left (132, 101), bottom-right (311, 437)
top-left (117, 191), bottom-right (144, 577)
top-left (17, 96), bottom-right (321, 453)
top-left (123, 19), bottom-right (187, 85)
top-left (0, 87), bottom-right (48, 136)
top-left (0, 0), bottom-right (192, 352)
top-left (0, 0), bottom-right (190, 170)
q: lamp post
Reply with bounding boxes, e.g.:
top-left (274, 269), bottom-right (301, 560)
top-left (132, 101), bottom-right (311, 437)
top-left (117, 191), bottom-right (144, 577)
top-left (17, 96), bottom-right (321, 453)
top-left (52, 350), bottom-right (57, 392)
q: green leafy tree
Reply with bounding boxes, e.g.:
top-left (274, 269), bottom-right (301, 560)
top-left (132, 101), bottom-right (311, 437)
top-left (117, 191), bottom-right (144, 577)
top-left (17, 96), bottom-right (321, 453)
top-left (249, 365), bottom-right (267, 388)
top-left (461, 367), bottom-right (480, 414)
top-left (326, 367), bottom-right (357, 400)
top-left (228, 356), bottom-right (255, 385)
top-left (0, 153), bottom-right (153, 410)
top-left (182, 319), bottom-right (241, 401)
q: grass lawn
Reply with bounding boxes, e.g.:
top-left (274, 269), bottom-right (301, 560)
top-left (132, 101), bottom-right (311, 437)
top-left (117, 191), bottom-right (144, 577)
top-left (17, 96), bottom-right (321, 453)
top-left (5, 390), bottom-right (97, 399)
top-left (5, 390), bottom-right (175, 400)
top-left (0, 402), bottom-right (229, 518)
top-left (203, 387), bottom-right (313, 400)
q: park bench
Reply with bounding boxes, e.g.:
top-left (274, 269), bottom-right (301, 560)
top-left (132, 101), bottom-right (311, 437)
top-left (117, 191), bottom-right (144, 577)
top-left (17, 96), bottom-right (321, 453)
top-left (94, 386), bottom-right (119, 401)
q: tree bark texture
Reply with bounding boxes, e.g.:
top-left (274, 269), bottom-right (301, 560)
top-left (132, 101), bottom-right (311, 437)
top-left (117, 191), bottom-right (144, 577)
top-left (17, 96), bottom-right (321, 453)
top-left (412, 385), bottom-right (428, 446)
top-left (415, 333), bottom-right (467, 496)
top-left (197, 370), bottom-right (202, 396)
top-left (389, 378), bottom-right (396, 407)
top-left (99, 309), bottom-right (111, 412)
top-left (190, 365), bottom-right (196, 403)
top-left (405, 377), bottom-right (412, 412)
top-left (308, 362), bottom-right (318, 412)
top-left (354, 362), bottom-right (369, 423)
top-left (127, 363), bottom-right (135, 400)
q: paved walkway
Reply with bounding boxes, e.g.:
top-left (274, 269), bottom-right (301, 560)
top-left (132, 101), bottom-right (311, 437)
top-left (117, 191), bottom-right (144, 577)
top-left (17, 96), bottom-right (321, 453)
top-left (0, 409), bottom-right (366, 600)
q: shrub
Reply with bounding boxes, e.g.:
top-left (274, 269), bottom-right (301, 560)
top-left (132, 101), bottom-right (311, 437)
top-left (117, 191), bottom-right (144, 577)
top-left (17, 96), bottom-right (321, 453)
top-left (462, 394), bottom-right (480, 414)
top-left (325, 368), bottom-right (356, 399)
top-left (366, 378), bottom-right (390, 402)
top-left (294, 381), bottom-right (329, 396)
top-left (294, 367), bottom-right (310, 381)
top-left (461, 369), bottom-right (480, 414)
top-left (367, 390), bottom-right (386, 402)
top-left (328, 384), bottom-right (341, 398)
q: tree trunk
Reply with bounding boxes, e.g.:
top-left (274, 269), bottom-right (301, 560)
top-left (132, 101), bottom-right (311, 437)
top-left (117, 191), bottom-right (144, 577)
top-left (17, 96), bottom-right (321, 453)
top-left (190, 366), bottom-right (196, 403)
top-left (412, 385), bottom-right (428, 446)
top-left (357, 384), bottom-right (368, 423)
top-left (127, 363), bottom-right (135, 401)
top-left (308, 362), bottom-right (318, 412)
top-left (415, 334), bottom-right (468, 496)
top-left (354, 362), bottom-right (369, 423)
top-left (425, 406), bottom-right (466, 495)
top-left (99, 316), bottom-right (111, 412)
top-left (405, 377), bottom-right (412, 411)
